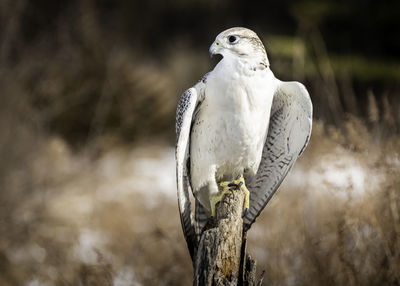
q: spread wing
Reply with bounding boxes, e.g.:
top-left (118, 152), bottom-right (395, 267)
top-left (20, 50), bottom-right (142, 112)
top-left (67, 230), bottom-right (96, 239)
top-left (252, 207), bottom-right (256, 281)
top-left (175, 77), bottom-right (206, 259)
top-left (243, 81), bottom-right (313, 231)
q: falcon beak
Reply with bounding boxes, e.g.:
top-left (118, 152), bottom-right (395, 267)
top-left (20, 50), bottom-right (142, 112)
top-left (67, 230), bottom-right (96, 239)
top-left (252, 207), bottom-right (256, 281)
top-left (209, 41), bottom-right (221, 58)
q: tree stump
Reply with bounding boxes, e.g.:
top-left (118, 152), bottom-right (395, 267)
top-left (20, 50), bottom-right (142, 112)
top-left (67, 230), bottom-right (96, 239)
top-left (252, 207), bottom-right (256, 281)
top-left (193, 187), bottom-right (264, 286)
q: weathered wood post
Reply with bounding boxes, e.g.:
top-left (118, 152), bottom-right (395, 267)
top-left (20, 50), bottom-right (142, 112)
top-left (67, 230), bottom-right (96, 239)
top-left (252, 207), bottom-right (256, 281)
top-left (193, 187), bottom-right (264, 286)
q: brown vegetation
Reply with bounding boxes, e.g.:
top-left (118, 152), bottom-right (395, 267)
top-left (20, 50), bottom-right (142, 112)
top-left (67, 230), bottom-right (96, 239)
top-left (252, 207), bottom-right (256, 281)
top-left (1, 1), bottom-right (399, 285)
top-left (1, 118), bottom-right (399, 285)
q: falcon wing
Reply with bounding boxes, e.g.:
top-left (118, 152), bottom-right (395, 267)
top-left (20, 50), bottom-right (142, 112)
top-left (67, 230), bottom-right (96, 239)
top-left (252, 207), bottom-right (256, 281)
top-left (175, 77), bottom-right (206, 259)
top-left (244, 81), bottom-right (313, 231)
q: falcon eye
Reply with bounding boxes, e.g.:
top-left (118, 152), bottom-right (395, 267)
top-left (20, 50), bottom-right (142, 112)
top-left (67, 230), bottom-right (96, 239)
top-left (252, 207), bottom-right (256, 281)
top-left (228, 35), bottom-right (237, 43)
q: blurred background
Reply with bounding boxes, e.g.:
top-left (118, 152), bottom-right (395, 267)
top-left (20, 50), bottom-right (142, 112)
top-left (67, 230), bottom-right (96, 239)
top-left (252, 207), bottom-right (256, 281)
top-left (0, 0), bottom-right (399, 285)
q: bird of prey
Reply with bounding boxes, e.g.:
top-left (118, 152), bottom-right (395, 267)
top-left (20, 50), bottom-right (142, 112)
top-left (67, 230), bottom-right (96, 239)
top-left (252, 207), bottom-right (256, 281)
top-left (175, 27), bottom-right (312, 258)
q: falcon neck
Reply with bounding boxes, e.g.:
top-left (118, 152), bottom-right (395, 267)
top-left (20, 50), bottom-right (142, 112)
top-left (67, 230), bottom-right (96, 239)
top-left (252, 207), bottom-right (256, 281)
top-left (214, 54), bottom-right (271, 77)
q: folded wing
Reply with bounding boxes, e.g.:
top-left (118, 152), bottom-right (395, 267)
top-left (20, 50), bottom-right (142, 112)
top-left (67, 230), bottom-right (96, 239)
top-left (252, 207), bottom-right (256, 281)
top-left (175, 77), bottom-right (206, 259)
top-left (244, 81), bottom-right (313, 231)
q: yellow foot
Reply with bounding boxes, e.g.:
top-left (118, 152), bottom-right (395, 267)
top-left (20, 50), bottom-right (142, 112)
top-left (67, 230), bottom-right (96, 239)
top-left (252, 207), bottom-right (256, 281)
top-left (228, 175), bottom-right (250, 216)
top-left (209, 181), bottom-right (233, 217)
top-left (209, 175), bottom-right (250, 217)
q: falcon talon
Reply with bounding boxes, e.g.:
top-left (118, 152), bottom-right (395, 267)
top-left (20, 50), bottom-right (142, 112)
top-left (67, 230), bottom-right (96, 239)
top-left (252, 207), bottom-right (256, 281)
top-left (211, 181), bottom-right (236, 216)
top-left (219, 181), bottom-right (231, 189)
top-left (227, 181), bottom-right (243, 190)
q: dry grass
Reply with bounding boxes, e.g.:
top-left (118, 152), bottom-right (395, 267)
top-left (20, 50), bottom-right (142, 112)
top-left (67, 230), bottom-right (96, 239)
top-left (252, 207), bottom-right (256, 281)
top-left (0, 118), bottom-right (399, 286)
top-left (1, 2), bottom-right (399, 285)
top-left (248, 121), bottom-right (400, 286)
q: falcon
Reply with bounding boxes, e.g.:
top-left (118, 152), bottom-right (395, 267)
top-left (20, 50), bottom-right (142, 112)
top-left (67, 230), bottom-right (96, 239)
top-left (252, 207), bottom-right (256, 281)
top-left (175, 27), bottom-right (312, 258)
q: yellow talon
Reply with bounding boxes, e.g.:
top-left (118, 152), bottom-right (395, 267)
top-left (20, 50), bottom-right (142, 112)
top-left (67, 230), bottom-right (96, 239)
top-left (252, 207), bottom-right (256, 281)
top-left (209, 175), bottom-right (250, 217)
top-left (219, 181), bottom-right (232, 189)
top-left (231, 175), bottom-right (250, 215)
top-left (210, 182), bottom-right (232, 217)
top-left (230, 174), bottom-right (245, 186)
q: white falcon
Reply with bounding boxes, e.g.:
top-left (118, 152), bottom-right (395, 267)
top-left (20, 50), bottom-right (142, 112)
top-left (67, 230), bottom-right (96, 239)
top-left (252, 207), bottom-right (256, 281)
top-left (175, 27), bottom-right (312, 257)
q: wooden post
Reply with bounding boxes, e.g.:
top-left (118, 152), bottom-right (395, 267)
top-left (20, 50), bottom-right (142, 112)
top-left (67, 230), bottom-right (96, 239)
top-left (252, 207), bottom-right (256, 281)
top-left (193, 188), bottom-right (264, 286)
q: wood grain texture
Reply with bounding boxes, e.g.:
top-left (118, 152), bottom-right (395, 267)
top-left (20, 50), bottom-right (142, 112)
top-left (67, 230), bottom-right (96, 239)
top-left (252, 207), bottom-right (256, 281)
top-left (193, 187), bottom-right (264, 286)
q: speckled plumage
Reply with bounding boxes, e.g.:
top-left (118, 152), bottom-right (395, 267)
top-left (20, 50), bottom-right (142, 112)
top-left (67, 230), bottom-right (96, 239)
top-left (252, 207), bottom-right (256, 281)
top-left (175, 27), bottom-right (312, 255)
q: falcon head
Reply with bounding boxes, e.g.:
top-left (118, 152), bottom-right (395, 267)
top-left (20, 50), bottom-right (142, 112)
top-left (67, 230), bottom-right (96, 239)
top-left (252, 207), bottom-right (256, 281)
top-left (209, 27), bottom-right (269, 66)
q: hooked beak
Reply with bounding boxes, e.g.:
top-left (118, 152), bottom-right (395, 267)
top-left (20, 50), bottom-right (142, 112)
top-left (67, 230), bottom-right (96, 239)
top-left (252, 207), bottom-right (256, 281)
top-left (209, 41), bottom-right (222, 58)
